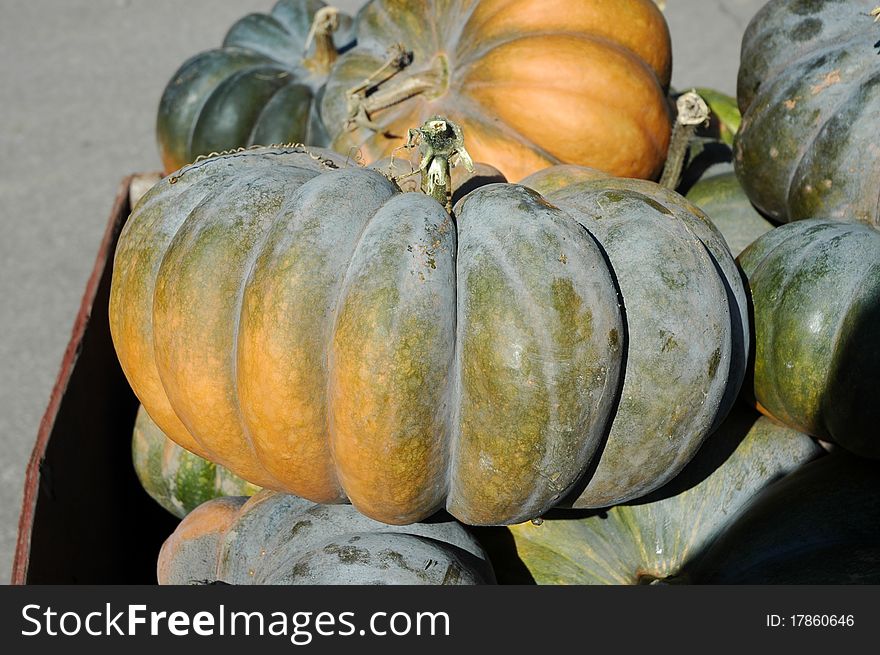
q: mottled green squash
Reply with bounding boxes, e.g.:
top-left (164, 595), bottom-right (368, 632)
top-left (110, 120), bottom-right (746, 527)
top-left (132, 404), bottom-right (260, 519)
top-left (158, 490), bottom-right (495, 585)
top-left (156, 0), bottom-right (354, 173)
top-left (738, 219), bottom-right (880, 458)
top-left (686, 172), bottom-right (775, 257)
top-left (481, 406), bottom-right (821, 584)
top-left (692, 452), bottom-right (880, 583)
top-left (734, 0), bottom-right (880, 226)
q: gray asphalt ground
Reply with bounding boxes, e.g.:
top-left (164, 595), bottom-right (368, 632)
top-left (0, 0), bottom-right (766, 581)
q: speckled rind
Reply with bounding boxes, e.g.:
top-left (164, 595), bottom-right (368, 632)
top-left (156, 0), bottom-right (355, 173)
top-left (158, 490), bottom-right (495, 585)
top-left (492, 408), bottom-right (821, 584)
top-left (531, 174), bottom-right (749, 507)
top-left (738, 219), bottom-right (880, 457)
top-left (734, 0), bottom-right (880, 225)
top-left (132, 404), bottom-right (260, 519)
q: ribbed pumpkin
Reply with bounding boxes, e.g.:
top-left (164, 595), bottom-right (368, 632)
top-left (320, 0), bottom-right (673, 181)
top-left (481, 406), bottom-right (821, 584)
top-left (738, 218), bottom-right (880, 458)
top-left (156, 0), bottom-right (354, 174)
top-left (132, 404), bottom-right (260, 519)
top-left (158, 490), bottom-right (494, 585)
top-left (734, 0), bottom-right (880, 226)
top-left (110, 119), bottom-right (746, 527)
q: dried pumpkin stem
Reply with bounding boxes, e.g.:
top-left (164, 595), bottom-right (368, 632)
top-left (402, 117), bottom-right (474, 212)
top-left (659, 91), bottom-right (711, 190)
top-left (344, 48), bottom-right (449, 132)
top-left (302, 6), bottom-right (341, 75)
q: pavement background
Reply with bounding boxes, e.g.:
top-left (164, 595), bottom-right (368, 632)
top-left (0, 0), bottom-right (766, 581)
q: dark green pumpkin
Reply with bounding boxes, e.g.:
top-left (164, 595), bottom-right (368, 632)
top-left (158, 490), bottom-right (495, 585)
top-left (132, 404), bottom-right (260, 519)
top-left (156, 0), bottom-right (354, 174)
top-left (692, 452), bottom-right (880, 584)
top-left (738, 219), bottom-right (880, 458)
top-left (734, 0), bottom-right (880, 226)
top-left (480, 406), bottom-right (821, 584)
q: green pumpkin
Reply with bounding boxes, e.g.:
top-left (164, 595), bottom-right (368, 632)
top-left (132, 404), bottom-right (261, 519)
top-left (734, 0), bottom-right (880, 226)
top-left (692, 452), bottom-right (880, 583)
top-left (738, 219), bottom-right (880, 458)
top-left (158, 490), bottom-right (495, 585)
top-left (480, 406), bottom-right (821, 584)
top-left (110, 117), bottom-right (746, 527)
top-left (156, 0), bottom-right (354, 174)
top-left (686, 172), bottom-right (775, 257)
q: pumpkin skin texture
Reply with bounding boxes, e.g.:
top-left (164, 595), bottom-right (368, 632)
top-left (734, 0), bottom-right (880, 226)
top-left (110, 146), bottom-right (746, 526)
top-left (686, 172), bottom-right (775, 257)
top-left (158, 490), bottom-right (494, 585)
top-left (320, 0), bottom-right (673, 182)
top-left (132, 404), bottom-right (260, 519)
top-left (483, 407), bottom-right (821, 584)
top-left (156, 0), bottom-right (355, 174)
top-left (738, 219), bottom-right (880, 458)
top-left (520, 167), bottom-right (750, 508)
top-left (692, 452), bottom-right (880, 584)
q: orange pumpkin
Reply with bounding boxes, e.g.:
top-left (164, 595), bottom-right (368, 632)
top-left (320, 0), bottom-right (673, 182)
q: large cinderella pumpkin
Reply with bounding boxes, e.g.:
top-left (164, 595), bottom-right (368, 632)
top-left (320, 0), bottom-right (673, 181)
top-left (109, 121), bottom-right (746, 527)
top-left (734, 0), bottom-right (880, 226)
top-left (156, 0), bottom-right (355, 174)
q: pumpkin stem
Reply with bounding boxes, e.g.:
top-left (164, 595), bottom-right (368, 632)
top-left (302, 6), bottom-right (341, 75)
top-left (396, 117), bottom-right (474, 212)
top-left (344, 46), bottom-right (449, 133)
top-left (659, 91), bottom-right (710, 190)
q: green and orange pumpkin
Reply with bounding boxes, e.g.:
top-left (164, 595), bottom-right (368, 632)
top-left (110, 119), bottom-right (746, 527)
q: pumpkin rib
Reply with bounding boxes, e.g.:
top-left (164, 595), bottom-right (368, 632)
top-left (152, 167), bottom-right (301, 487)
top-left (190, 64), bottom-right (300, 158)
top-left (160, 49), bottom-right (270, 171)
top-left (245, 79), bottom-right (312, 145)
top-left (774, 59), bottom-right (880, 215)
top-left (455, 0), bottom-right (669, 84)
top-left (785, 68), bottom-right (880, 225)
top-left (760, 228), bottom-right (837, 433)
top-left (461, 77), bottom-right (667, 168)
top-left (740, 18), bottom-right (876, 107)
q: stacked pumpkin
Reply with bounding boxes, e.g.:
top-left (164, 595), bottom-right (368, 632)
top-left (115, 0), bottom-right (880, 585)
